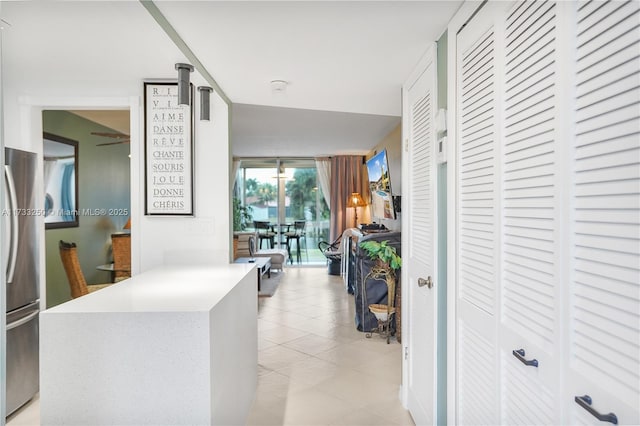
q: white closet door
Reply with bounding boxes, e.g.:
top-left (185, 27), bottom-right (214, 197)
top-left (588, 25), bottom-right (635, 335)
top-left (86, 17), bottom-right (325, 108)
top-left (455, 2), bottom-right (511, 423)
top-left (499, 1), bottom-right (562, 424)
top-left (567, 1), bottom-right (640, 424)
top-left (403, 45), bottom-right (438, 425)
top-left (456, 1), bottom-right (563, 424)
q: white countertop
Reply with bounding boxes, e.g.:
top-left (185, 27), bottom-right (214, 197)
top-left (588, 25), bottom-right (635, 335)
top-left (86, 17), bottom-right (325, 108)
top-left (44, 264), bottom-right (256, 313)
top-left (40, 263), bottom-right (258, 425)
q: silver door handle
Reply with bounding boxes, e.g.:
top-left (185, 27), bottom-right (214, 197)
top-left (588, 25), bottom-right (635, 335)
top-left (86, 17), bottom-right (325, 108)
top-left (6, 310), bottom-right (39, 331)
top-left (5, 165), bottom-right (19, 284)
top-left (418, 276), bottom-right (433, 288)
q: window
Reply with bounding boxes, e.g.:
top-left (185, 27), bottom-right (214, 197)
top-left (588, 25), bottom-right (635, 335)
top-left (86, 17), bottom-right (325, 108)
top-left (234, 158), bottom-right (329, 264)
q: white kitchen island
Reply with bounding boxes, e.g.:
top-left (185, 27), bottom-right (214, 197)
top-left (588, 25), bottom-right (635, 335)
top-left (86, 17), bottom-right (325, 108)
top-left (40, 264), bottom-right (258, 426)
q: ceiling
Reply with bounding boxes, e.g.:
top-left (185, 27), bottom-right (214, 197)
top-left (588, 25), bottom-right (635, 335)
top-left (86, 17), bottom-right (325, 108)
top-left (1, 1), bottom-right (462, 156)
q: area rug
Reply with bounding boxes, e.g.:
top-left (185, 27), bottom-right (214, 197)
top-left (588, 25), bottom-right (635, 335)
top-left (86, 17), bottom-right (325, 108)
top-left (258, 272), bottom-right (283, 297)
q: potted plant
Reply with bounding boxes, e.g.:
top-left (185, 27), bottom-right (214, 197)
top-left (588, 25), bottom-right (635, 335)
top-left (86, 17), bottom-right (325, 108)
top-left (233, 198), bottom-right (253, 259)
top-left (359, 239), bottom-right (401, 342)
top-left (233, 198), bottom-right (253, 232)
top-left (359, 239), bottom-right (402, 273)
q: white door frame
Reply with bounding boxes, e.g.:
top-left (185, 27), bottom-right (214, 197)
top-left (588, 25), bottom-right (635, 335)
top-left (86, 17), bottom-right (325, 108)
top-left (17, 95), bottom-right (140, 309)
top-left (445, 2), bottom-right (490, 424)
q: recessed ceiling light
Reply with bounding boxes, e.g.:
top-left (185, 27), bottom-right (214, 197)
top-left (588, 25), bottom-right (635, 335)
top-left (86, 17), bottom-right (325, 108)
top-left (270, 80), bottom-right (289, 93)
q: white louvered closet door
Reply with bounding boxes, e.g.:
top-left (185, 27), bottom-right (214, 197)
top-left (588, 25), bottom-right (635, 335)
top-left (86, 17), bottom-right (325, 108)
top-left (498, 1), bottom-right (562, 424)
top-left (403, 45), bottom-right (437, 425)
top-left (567, 1), bottom-right (640, 424)
top-left (455, 2), bottom-right (511, 424)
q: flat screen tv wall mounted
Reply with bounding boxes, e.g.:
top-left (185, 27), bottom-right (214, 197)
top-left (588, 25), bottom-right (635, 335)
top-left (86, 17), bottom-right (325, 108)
top-left (366, 149), bottom-right (395, 220)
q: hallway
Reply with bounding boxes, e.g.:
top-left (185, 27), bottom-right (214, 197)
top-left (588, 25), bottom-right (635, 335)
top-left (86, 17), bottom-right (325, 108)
top-left (247, 267), bottom-right (413, 425)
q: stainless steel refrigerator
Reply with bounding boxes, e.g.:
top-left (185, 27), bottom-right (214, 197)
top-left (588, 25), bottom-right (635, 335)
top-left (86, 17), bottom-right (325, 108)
top-left (4, 148), bottom-right (39, 416)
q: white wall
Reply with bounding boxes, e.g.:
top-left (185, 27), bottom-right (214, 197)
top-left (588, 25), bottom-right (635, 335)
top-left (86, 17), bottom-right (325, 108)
top-left (1, 2), bottom-right (231, 304)
top-left (138, 82), bottom-right (230, 271)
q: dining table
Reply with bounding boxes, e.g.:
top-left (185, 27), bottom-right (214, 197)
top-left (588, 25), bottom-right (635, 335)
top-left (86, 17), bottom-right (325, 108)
top-left (96, 263), bottom-right (131, 283)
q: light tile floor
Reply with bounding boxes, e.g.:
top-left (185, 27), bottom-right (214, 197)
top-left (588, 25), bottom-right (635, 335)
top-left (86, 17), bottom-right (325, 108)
top-left (247, 267), bottom-right (414, 426)
top-left (7, 267), bottom-right (414, 426)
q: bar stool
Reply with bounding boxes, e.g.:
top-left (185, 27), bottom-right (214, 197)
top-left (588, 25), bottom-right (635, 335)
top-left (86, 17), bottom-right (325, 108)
top-left (254, 220), bottom-right (276, 249)
top-left (285, 220), bottom-right (308, 264)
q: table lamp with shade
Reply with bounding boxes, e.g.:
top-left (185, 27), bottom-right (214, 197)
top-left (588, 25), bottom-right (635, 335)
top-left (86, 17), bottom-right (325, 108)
top-left (347, 192), bottom-right (367, 227)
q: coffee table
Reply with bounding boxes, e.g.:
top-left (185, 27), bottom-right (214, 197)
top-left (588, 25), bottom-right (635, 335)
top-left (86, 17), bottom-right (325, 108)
top-left (234, 257), bottom-right (271, 290)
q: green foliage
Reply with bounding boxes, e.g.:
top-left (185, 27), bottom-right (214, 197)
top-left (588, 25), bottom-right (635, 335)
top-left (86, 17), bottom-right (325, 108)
top-left (286, 169), bottom-right (317, 219)
top-left (256, 182), bottom-right (277, 204)
top-left (233, 198), bottom-right (253, 231)
top-left (245, 178), bottom-right (259, 197)
top-left (359, 240), bottom-right (402, 271)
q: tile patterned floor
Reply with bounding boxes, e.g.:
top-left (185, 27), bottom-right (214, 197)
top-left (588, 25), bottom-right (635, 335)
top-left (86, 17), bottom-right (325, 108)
top-left (247, 267), bottom-right (414, 426)
top-left (7, 267), bottom-right (414, 426)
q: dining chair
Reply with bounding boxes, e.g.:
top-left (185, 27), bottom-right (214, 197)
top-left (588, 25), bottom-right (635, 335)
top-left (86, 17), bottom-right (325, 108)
top-left (59, 240), bottom-right (112, 298)
top-left (285, 220), bottom-right (308, 264)
top-left (111, 233), bottom-right (131, 282)
top-left (254, 220), bottom-right (276, 249)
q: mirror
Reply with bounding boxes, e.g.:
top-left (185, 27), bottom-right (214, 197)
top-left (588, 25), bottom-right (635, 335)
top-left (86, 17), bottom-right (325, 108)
top-left (43, 132), bottom-right (79, 229)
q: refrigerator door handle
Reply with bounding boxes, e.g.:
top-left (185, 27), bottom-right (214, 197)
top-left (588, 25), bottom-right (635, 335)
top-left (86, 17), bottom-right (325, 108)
top-left (6, 310), bottom-right (39, 331)
top-left (5, 164), bottom-right (19, 284)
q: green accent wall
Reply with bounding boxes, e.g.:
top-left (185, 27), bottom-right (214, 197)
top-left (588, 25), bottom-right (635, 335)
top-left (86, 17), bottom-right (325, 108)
top-left (43, 111), bottom-right (130, 308)
top-left (436, 29), bottom-right (448, 426)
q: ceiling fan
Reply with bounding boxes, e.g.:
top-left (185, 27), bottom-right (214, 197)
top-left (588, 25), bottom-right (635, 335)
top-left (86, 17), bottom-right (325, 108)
top-left (91, 131), bottom-right (130, 146)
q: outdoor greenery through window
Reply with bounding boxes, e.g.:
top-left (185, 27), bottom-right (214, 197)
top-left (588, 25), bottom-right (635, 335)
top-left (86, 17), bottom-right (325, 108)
top-left (234, 159), bottom-right (329, 265)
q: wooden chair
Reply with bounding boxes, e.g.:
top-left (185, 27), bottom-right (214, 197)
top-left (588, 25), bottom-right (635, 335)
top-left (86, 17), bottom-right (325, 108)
top-left (111, 233), bottom-right (131, 282)
top-left (59, 240), bottom-right (112, 299)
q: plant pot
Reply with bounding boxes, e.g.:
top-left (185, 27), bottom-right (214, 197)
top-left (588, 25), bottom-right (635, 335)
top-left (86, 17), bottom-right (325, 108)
top-left (233, 236), bottom-right (239, 259)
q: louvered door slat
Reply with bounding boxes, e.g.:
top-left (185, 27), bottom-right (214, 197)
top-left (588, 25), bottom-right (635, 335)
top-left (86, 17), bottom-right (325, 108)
top-left (505, 72), bottom-right (556, 113)
top-left (505, 2), bottom-right (556, 61)
top-left (505, 87), bottom-right (554, 124)
top-left (571, 0), bottom-right (640, 415)
top-left (574, 207), bottom-right (639, 223)
top-left (578, 66), bottom-right (638, 104)
top-left (499, 1), bottom-right (562, 420)
top-left (459, 27), bottom-right (497, 317)
top-left (459, 320), bottom-right (497, 425)
top-left (577, 0), bottom-right (606, 16)
top-left (576, 1), bottom-right (639, 49)
top-left (577, 40), bottom-right (639, 84)
top-left (576, 223), bottom-right (638, 252)
top-left (508, 53), bottom-right (555, 100)
top-left (579, 87), bottom-right (640, 120)
top-left (410, 92), bottom-right (432, 271)
top-left (506, 1), bottom-right (542, 36)
top-left (575, 118), bottom-right (638, 147)
top-left (501, 350), bottom-right (555, 425)
top-left (576, 103), bottom-right (639, 136)
top-left (573, 306), bottom-right (638, 346)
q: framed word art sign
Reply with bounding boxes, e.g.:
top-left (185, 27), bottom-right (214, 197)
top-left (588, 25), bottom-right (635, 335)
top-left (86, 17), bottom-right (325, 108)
top-left (144, 81), bottom-right (194, 215)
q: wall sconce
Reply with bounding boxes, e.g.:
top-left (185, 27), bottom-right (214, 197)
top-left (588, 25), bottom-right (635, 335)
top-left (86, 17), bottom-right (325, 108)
top-left (347, 192), bottom-right (367, 226)
top-left (175, 63), bottom-right (194, 106)
top-left (198, 86), bottom-right (213, 121)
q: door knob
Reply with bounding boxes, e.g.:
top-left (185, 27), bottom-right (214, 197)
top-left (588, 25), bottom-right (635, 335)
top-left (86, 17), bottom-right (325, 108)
top-left (418, 276), bottom-right (433, 288)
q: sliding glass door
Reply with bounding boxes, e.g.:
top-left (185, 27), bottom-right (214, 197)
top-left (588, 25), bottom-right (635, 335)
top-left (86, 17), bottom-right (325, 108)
top-left (234, 159), bottom-right (329, 265)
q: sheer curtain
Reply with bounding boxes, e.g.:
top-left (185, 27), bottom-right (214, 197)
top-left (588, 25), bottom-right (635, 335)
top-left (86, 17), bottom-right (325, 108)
top-left (230, 159), bottom-right (241, 196)
top-left (61, 163), bottom-right (75, 221)
top-left (329, 155), bottom-right (367, 242)
top-left (43, 159), bottom-right (56, 193)
top-left (314, 157), bottom-right (331, 209)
